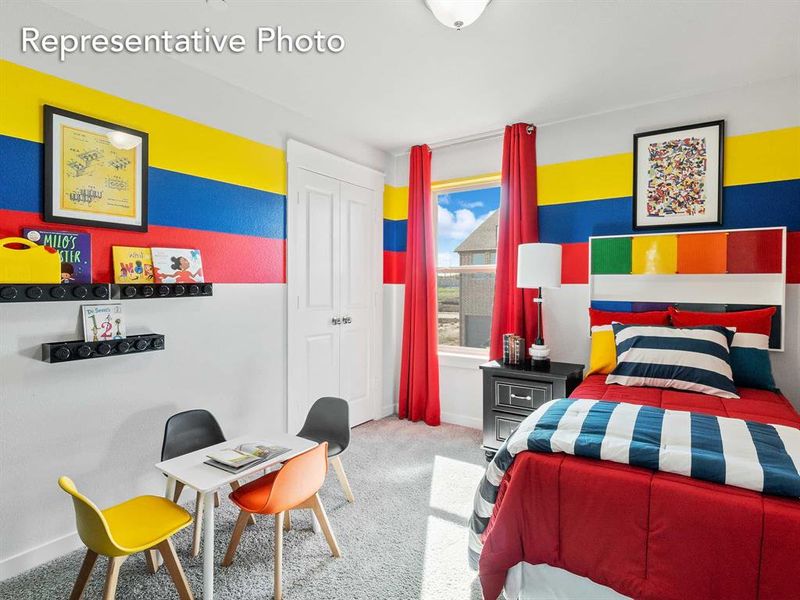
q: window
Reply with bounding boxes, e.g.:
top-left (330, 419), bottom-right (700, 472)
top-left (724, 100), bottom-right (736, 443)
top-left (436, 184), bottom-right (500, 352)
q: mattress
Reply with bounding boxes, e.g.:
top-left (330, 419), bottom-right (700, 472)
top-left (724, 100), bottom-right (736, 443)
top-left (478, 377), bottom-right (800, 600)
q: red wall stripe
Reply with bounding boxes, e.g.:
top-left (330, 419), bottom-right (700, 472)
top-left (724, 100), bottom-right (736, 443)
top-left (0, 209), bottom-right (285, 284)
top-left (383, 250), bottom-right (406, 284)
top-left (561, 242), bottom-right (589, 284)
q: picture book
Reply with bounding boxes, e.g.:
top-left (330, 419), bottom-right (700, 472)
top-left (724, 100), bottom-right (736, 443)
top-left (82, 303), bottom-right (126, 342)
top-left (23, 228), bottom-right (91, 283)
top-left (151, 247), bottom-right (204, 284)
top-left (112, 246), bottom-right (154, 284)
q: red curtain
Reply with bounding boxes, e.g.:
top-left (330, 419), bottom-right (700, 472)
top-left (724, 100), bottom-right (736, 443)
top-left (398, 144), bottom-right (440, 425)
top-left (489, 124), bottom-right (540, 360)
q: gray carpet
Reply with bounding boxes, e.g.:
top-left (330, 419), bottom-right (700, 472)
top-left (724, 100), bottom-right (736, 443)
top-left (1, 418), bottom-right (486, 599)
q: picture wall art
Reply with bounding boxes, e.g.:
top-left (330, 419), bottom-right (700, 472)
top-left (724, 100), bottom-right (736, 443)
top-left (633, 120), bottom-right (724, 230)
top-left (44, 105), bottom-right (148, 232)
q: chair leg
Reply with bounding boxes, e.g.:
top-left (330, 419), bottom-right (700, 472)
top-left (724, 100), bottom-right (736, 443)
top-left (192, 492), bottom-right (205, 557)
top-left (309, 493), bottom-right (341, 557)
top-left (172, 481), bottom-right (185, 504)
top-left (231, 481), bottom-right (256, 525)
top-left (214, 491), bottom-right (220, 508)
top-left (69, 549), bottom-right (98, 600)
top-left (145, 549), bottom-right (159, 574)
top-left (274, 512), bottom-right (284, 600)
top-left (330, 455), bottom-right (355, 503)
top-left (157, 539), bottom-right (194, 600)
top-left (101, 556), bottom-right (126, 600)
top-left (222, 509), bottom-right (252, 567)
top-left (284, 510), bottom-right (291, 532)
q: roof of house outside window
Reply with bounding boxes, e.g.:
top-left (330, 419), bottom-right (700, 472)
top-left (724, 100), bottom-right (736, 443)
top-left (454, 210), bottom-right (499, 253)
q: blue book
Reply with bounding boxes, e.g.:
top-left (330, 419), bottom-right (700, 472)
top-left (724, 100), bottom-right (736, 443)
top-left (23, 228), bottom-right (92, 283)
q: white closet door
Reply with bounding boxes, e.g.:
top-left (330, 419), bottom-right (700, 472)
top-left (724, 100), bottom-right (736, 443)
top-left (339, 181), bottom-right (374, 427)
top-left (287, 168), bottom-right (341, 432)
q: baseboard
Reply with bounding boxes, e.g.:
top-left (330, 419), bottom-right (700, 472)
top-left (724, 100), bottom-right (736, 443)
top-left (379, 402), bottom-right (395, 419)
top-left (440, 411), bottom-right (481, 430)
top-left (0, 530), bottom-right (82, 581)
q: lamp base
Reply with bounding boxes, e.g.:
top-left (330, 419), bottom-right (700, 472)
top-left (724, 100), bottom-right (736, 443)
top-left (529, 342), bottom-right (551, 371)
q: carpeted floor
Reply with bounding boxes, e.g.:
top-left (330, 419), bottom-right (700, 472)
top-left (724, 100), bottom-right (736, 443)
top-left (1, 418), bottom-right (486, 599)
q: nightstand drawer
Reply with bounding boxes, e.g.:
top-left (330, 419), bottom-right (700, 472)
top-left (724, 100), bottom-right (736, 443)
top-left (494, 379), bottom-right (552, 413)
top-left (495, 413), bottom-right (524, 443)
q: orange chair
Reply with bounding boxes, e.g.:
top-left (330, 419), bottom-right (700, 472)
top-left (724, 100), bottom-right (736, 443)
top-left (222, 443), bottom-right (340, 600)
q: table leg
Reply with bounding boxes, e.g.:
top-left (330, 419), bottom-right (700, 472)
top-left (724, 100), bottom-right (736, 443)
top-left (203, 491), bottom-right (215, 599)
top-left (311, 511), bottom-right (321, 534)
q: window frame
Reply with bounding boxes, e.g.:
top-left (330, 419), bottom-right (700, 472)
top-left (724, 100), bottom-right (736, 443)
top-left (433, 177), bottom-right (501, 356)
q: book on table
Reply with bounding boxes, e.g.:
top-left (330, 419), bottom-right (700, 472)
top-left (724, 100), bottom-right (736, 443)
top-left (204, 443), bottom-right (291, 473)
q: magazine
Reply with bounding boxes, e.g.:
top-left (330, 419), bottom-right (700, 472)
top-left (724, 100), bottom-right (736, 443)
top-left (204, 443), bottom-right (291, 473)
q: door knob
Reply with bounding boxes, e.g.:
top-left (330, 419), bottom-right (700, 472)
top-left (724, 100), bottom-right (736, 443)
top-left (331, 317), bottom-right (342, 325)
top-left (342, 316), bottom-right (352, 324)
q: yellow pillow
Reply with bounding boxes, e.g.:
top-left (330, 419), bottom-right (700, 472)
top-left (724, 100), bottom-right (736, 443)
top-left (587, 325), bottom-right (617, 375)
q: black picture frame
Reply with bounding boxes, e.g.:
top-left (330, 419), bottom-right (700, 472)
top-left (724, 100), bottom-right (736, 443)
top-left (44, 105), bottom-right (149, 232)
top-left (632, 119), bottom-right (724, 231)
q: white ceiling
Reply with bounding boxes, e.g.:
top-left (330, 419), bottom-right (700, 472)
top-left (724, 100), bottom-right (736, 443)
top-left (37, 0), bottom-right (800, 153)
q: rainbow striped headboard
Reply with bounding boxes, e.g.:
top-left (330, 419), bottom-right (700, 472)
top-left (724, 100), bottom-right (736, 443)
top-left (589, 227), bottom-right (787, 350)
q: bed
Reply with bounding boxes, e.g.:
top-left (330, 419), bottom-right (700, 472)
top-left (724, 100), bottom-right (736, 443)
top-left (474, 375), bottom-right (800, 600)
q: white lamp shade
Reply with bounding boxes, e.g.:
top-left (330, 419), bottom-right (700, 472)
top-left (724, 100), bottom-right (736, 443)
top-left (425, 0), bottom-right (491, 29)
top-left (517, 243), bottom-right (562, 289)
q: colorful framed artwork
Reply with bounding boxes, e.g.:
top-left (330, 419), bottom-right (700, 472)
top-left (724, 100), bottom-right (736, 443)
top-left (632, 120), bottom-right (724, 230)
top-left (44, 105), bottom-right (148, 232)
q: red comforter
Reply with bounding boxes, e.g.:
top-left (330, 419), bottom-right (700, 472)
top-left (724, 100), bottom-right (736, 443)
top-left (479, 376), bottom-right (800, 600)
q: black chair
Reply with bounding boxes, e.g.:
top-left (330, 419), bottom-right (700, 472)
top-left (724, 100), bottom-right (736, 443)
top-left (297, 397), bottom-right (354, 504)
top-left (161, 409), bottom-right (252, 556)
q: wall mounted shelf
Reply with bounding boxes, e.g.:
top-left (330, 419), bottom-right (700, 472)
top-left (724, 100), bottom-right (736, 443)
top-left (111, 283), bottom-right (213, 300)
top-left (0, 283), bottom-right (111, 304)
top-left (42, 333), bottom-right (165, 363)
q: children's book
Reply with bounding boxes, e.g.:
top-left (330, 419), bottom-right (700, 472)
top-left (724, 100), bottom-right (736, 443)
top-left (23, 228), bottom-right (91, 283)
top-left (82, 304), bottom-right (126, 342)
top-left (112, 246), bottom-right (154, 284)
top-left (151, 247), bottom-right (204, 284)
top-left (203, 444), bottom-right (290, 473)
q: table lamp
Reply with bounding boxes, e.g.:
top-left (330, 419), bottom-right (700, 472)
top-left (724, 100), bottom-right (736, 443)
top-left (517, 243), bottom-right (562, 370)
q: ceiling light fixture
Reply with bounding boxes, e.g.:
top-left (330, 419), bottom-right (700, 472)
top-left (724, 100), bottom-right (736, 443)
top-left (424, 0), bottom-right (492, 30)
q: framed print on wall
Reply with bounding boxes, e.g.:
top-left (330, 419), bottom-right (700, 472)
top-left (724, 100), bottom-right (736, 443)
top-left (44, 105), bottom-right (148, 232)
top-left (632, 120), bottom-right (724, 230)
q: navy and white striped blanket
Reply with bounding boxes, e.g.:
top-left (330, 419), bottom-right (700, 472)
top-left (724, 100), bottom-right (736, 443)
top-left (469, 398), bottom-right (800, 568)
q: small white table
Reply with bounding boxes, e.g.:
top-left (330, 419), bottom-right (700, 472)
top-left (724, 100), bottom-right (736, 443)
top-left (155, 433), bottom-right (317, 599)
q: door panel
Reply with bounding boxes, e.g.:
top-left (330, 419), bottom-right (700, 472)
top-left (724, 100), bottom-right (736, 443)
top-left (339, 182), bottom-right (373, 426)
top-left (306, 188), bottom-right (336, 309)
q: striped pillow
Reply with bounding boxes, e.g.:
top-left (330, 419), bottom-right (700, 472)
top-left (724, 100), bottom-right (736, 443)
top-left (607, 324), bottom-right (739, 399)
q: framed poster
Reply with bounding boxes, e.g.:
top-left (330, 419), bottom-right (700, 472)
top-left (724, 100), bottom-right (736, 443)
top-left (44, 105), bottom-right (148, 232)
top-left (633, 120), bottom-right (724, 230)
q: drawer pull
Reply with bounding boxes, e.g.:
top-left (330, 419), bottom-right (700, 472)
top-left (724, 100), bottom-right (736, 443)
top-left (510, 394), bottom-right (532, 401)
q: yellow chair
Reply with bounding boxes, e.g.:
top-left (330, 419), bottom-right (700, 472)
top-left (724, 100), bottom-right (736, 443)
top-left (59, 476), bottom-right (195, 600)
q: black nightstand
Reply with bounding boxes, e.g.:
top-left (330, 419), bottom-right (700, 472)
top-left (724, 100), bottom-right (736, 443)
top-left (480, 360), bottom-right (584, 461)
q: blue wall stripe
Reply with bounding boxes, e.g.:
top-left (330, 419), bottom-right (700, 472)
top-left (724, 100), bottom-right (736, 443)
top-left (384, 218), bottom-right (408, 252)
top-left (540, 179), bottom-right (800, 244)
top-left (0, 134), bottom-right (286, 239)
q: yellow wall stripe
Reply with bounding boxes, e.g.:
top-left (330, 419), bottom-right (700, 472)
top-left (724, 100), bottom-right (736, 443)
top-left (724, 127), bottom-right (800, 187)
top-left (384, 184), bottom-right (409, 221)
top-left (0, 60), bottom-right (286, 195)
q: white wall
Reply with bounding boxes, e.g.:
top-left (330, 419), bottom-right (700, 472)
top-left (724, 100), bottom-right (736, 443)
top-left (385, 76), bottom-right (800, 429)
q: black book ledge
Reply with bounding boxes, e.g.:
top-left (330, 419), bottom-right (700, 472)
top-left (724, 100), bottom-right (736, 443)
top-left (42, 333), bottom-right (165, 363)
top-left (0, 282), bottom-right (213, 302)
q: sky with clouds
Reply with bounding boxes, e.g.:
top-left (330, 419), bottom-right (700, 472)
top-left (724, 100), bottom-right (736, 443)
top-left (437, 186), bottom-right (500, 267)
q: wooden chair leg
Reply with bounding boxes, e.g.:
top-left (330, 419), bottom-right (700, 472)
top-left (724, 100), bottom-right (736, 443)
top-left (330, 455), bottom-right (355, 503)
top-left (284, 510), bottom-right (291, 532)
top-left (274, 512), bottom-right (284, 600)
top-left (222, 509), bottom-right (252, 567)
top-left (101, 556), bottom-right (126, 600)
top-left (214, 491), bottom-right (220, 508)
top-left (172, 481), bottom-right (185, 504)
top-left (192, 492), bottom-right (205, 557)
top-left (69, 549), bottom-right (98, 600)
top-left (145, 549), bottom-right (159, 574)
top-left (309, 493), bottom-right (341, 557)
top-left (231, 481), bottom-right (256, 525)
top-left (157, 539), bottom-right (194, 600)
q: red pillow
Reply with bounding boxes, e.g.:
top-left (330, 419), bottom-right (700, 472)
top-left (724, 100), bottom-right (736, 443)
top-left (668, 306), bottom-right (775, 335)
top-left (589, 308), bottom-right (670, 327)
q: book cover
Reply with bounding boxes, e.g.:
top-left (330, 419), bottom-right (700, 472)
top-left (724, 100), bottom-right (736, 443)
top-left (112, 246), bottom-right (154, 284)
top-left (151, 247), bottom-right (204, 284)
top-left (23, 228), bottom-right (91, 283)
top-left (82, 303), bottom-right (126, 342)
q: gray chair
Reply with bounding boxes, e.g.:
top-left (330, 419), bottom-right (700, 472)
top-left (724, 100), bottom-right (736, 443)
top-left (297, 397), bottom-right (354, 504)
